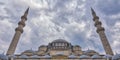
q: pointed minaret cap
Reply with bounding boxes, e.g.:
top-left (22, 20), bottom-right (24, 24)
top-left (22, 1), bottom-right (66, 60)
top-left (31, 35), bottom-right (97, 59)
top-left (25, 7), bottom-right (29, 13)
top-left (24, 7), bottom-right (29, 16)
top-left (91, 7), bottom-right (96, 16)
top-left (21, 7), bottom-right (29, 20)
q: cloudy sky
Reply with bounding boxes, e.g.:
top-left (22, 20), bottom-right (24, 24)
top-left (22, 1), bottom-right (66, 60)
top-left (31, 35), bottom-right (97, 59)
top-left (0, 0), bottom-right (120, 55)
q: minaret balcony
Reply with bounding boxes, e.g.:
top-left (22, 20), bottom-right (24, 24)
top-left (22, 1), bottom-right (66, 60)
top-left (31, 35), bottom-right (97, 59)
top-left (18, 21), bottom-right (25, 27)
top-left (21, 16), bottom-right (27, 20)
top-left (96, 27), bottom-right (105, 33)
top-left (15, 27), bottom-right (23, 33)
top-left (93, 16), bottom-right (99, 21)
top-left (94, 21), bottom-right (102, 27)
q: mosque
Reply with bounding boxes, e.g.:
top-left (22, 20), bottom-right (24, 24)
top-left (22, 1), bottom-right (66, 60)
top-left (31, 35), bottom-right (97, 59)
top-left (0, 8), bottom-right (120, 60)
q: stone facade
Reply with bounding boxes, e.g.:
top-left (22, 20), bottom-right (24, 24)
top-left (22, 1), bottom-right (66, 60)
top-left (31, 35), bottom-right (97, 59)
top-left (7, 39), bottom-right (112, 60)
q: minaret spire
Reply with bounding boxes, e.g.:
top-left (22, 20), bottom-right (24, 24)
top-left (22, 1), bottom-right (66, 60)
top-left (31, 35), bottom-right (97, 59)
top-left (24, 7), bottom-right (29, 17)
top-left (6, 8), bottom-right (29, 55)
top-left (91, 8), bottom-right (96, 16)
top-left (91, 8), bottom-right (114, 55)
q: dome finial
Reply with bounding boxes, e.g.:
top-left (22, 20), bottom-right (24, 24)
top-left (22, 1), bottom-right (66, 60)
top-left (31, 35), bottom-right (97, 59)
top-left (87, 47), bottom-right (90, 50)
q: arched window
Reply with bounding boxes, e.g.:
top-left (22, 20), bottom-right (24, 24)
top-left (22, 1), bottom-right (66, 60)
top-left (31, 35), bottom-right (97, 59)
top-left (62, 43), bottom-right (64, 46)
top-left (65, 43), bottom-right (67, 46)
top-left (52, 43), bottom-right (54, 46)
top-left (56, 43), bottom-right (58, 46)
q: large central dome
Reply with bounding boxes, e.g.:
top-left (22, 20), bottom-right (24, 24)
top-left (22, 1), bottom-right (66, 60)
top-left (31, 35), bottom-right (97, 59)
top-left (52, 39), bottom-right (68, 43)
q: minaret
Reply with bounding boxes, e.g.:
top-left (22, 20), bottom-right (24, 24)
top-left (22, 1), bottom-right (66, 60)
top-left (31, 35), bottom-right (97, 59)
top-left (6, 8), bottom-right (29, 55)
top-left (91, 8), bottom-right (113, 55)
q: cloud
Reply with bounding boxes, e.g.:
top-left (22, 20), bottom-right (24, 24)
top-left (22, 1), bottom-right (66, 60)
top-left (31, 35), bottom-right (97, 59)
top-left (0, 0), bottom-right (120, 55)
top-left (96, 0), bottom-right (120, 15)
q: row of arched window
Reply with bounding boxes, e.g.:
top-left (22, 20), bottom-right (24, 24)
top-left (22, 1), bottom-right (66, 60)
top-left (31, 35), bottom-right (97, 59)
top-left (51, 43), bottom-right (69, 46)
top-left (51, 46), bottom-right (69, 49)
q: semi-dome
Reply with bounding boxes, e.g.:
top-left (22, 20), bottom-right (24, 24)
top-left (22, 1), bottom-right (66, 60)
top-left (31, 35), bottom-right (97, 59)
top-left (84, 50), bottom-right (99, 56)
top-left (22, 50), bottom-right (35, 54)
top-left (52, 39), bottom-right (68, 43)
top-left (112, 54), bottom-right (120, 60)
top-left (0, 54), bottom-right (8, 60)
top-left (24, 50), bottom-right (35, 53)
top-left (21, 49), bottom-right (36, 55)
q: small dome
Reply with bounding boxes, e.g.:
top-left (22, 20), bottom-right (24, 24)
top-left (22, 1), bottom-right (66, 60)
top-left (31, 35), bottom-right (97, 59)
top-left (8, 54), bottom-right (17, 58)
top-left (84, 50), bottom-right (96, 53)
top-left (52, 39), bottom-right (68, 43)
top-left (19, 54), bottom-right (29, 58)
top-left (74, 45), bottom-right (80, 47)
top-left (0, 54), bottom-right (8, 60)
top-left (112, 54), bottom-right (120, 60)
top-left (91, 54), bottom-right (101, 59)
top-left (84, 50), bottom-right (99, 55)
top-left (68, 54), bottom-right (76, 58)
top-left (22, 49), bottom-right (36, 55)
top-left (103, 54), bottom-right (112, 59)
top-left (80, 55), bottom-right (90, 58)
top-left (31, 55), bottom-right (39, 58)
top-left (24, 50), bottom-right (35, 53)
top-left (40, 45), bottom-right (47, 47)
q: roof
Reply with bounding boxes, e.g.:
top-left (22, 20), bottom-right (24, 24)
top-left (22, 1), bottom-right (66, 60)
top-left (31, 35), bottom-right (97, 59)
top-left (84, 50), bottom-right (98, 54)
top-left (68, 55), bottom-right (76, 58)
top-left (91, 54), bottom-right (101, 59)
top-left (43, 55), bottom-right (51, 58)
top-left (112, 54), bottom-right (120, 60)
top-left (80, 55), bottom-right (90, 58)
top-left (0, 54), bottom-right (8, 60)
top-left (8, 54), bottom-right (17, 58)
top-left (23, 50), bottom-right (35, 53)
top-left (40, 45), bottom-right (47, 47)
top-left (52, 39), bottom-right (68, 43)
top-left (103, 54), bottom-right (112, 58)
top-left (55, 52), bottom-right (64, 55)
top-left (31, 55), bottom-right (39, 58)
top-left (19, 54), bottom-right (29, 58)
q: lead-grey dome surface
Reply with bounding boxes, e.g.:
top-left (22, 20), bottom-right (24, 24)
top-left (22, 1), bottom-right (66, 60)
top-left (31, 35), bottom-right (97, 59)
top-left (52, 39), bottom-right (68, 43)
